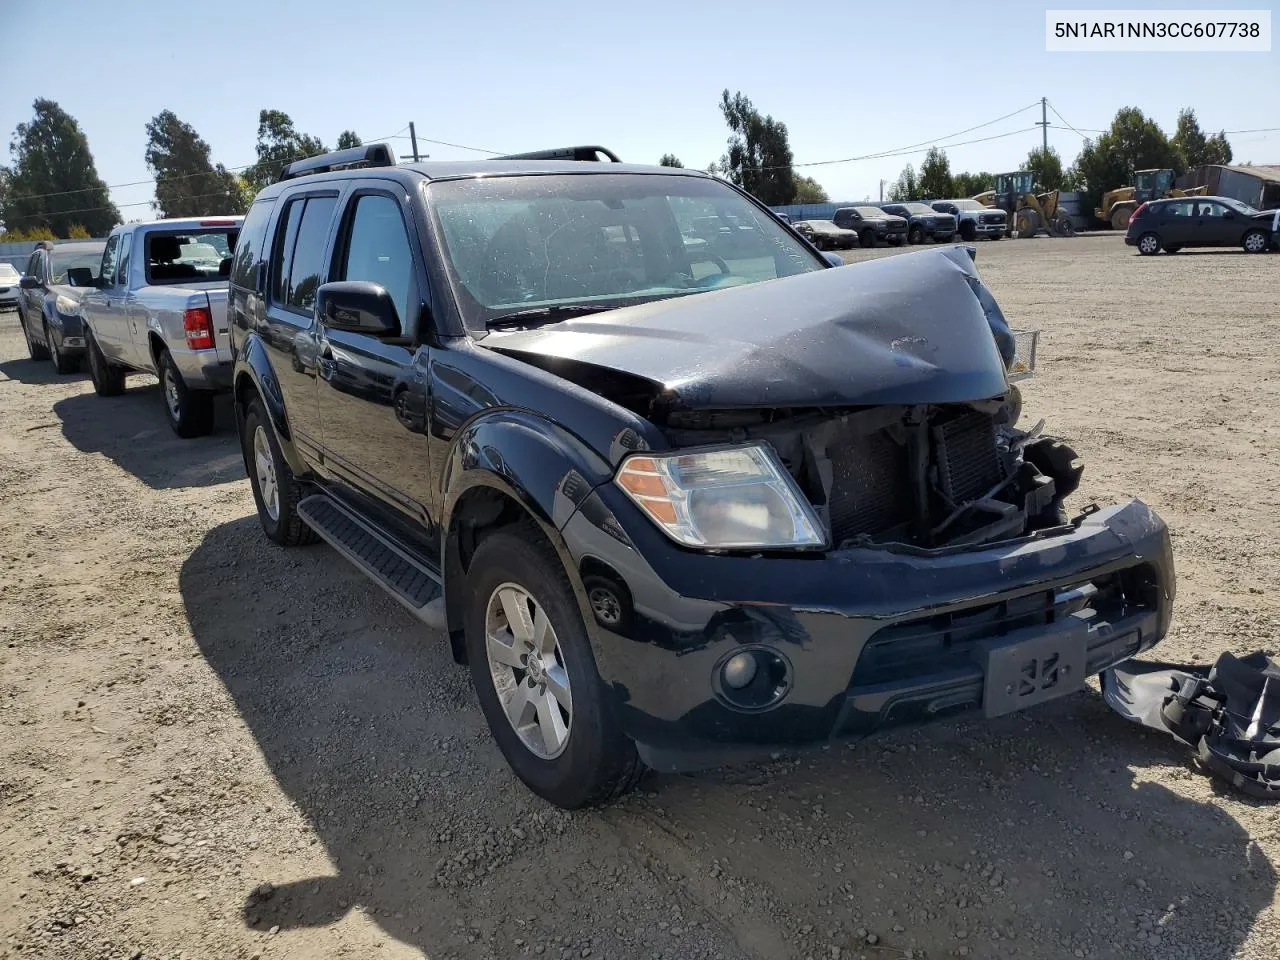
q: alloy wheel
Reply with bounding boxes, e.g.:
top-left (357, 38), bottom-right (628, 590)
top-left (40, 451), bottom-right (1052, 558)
top-left (485, 582), bottom-right (573, 759)
top-left (1139, 235), bottom-right (1159, 255)
top-left (46, 328), bottom-right (59, 367)
top-left (253, 425), bottom-right (279, 521)
top-left (163, 365), bottom-right (182, 421)
top-left (1244, 232), bottom-right (1267, 253)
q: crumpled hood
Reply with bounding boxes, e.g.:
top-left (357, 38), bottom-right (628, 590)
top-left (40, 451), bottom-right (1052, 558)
top-left (486, 245), bottom-right (1015, 409)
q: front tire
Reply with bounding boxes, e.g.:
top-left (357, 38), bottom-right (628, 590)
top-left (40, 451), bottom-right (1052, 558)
top-left (158, 349), bottom-right (214, 438)
top-left (465, 522), bottom-right (643, 809)
top-left (1137, 232), bottom-right (1161, 256)
top-left (242, 398), bottom-right (317, 547)
top-left (1243, 229), bottom-right (1269, 254)
top-left (958, 221), bottom-right (977, 242)
top-left (85, 329), bottom-right (126, 395)
top-left (22, 310), bottom-right (49, 361)
top-left (859, 230), bottom-right (876, 249)
top-left (46, 322), bottom-right (79, 374)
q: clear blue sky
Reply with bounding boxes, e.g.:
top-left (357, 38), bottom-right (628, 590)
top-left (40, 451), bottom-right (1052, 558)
top-left (1, 0), bottom-right (1275, 215)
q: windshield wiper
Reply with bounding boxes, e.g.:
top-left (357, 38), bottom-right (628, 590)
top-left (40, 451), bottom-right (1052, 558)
top-left (485, 304), bottom-right (616, 329)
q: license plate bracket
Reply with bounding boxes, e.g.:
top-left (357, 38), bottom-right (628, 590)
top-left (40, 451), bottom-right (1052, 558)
top-left (976, 619), bottom-right (1088, 718)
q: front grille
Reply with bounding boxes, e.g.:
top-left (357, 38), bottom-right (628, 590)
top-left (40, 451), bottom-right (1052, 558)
top-left (828, 430), bottom-right (912, 542)
top-left (850, 566), bottom-right (1159, 686)
top-left (980, 213), bottom-right (1006, 225)
top-left (934, 412), bottom-right (1002, 502)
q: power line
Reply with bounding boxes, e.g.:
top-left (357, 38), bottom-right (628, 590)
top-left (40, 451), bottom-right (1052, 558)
top-left (391, 134), bottom-right (504, 155)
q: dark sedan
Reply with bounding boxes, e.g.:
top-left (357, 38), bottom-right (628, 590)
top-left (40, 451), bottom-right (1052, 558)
top-left (1125, 195), bottom-right (1275, 255)
top-left (833, 206), bottom-right (909, 247)
top-left (17, 239), bottom-right (106, 373)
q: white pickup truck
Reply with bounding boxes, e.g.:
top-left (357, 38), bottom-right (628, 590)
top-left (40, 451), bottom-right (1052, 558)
top-left (80, 216), bottom-right (243, 437)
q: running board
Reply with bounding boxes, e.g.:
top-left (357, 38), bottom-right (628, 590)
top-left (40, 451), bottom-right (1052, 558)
top-left (297, 494), bottom-right (445, 630)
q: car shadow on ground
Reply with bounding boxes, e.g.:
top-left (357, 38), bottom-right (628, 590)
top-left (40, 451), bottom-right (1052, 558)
top-left (53, 384), bottom-right (243, 490)
top-left (182, 516), bottom-right (1277, 960)
top-left (0, 355), bottom-right (88, 386)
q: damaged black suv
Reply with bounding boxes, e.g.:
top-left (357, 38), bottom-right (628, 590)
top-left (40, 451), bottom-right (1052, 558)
top-left (229, 144), bottom-right (1175, 809)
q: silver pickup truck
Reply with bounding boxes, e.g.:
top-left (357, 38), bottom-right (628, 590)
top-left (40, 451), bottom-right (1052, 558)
top-left (80, 217), bottom-right (243, 437)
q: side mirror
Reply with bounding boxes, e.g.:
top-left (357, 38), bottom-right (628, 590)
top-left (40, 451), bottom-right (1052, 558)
top-left (66, 267), bottom-right (95, 288)
top-left (823, 252), bottom-right (845, 267)
top-left (19, 275), bottom-right (40, 289)
top-left (316, 280), bottom-right (401, 337)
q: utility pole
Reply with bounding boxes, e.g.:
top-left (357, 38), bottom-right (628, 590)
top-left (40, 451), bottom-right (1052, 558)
top-left (409, 122), bottom-right (420, 162)
top-left (879, 179), bottom-right (885, 201)
top-left (1038, 97), bottom-right (1049, 152)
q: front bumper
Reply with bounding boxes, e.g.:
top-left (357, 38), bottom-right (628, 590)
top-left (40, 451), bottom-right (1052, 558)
top-left (562, 491), bottom-right (1174, 770)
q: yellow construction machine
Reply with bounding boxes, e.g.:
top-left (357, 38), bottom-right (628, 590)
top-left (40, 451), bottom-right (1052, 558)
top-left (974, 172), bottom-right (1076, 238)
top-left (1095, 168), bottom-right (1208, 229)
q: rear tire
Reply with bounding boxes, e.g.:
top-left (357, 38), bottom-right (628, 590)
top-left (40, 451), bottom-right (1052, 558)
top-left (46, 322), bottom-right (79, 374)
top-left (22, 310), bottom-right (49, 361)
top-left (158, 349), bottom-right (214, 438)
top-left (1110, 207), bottom-right (1133, 230)
top-left (242, 398), bottom-right (317, 547)
top-left (85, 329), bottom-right (126, 396)
top-left (1137, 232), bottom-right (1161, 256)
top-left (465, 521), bottom-right (644, 809)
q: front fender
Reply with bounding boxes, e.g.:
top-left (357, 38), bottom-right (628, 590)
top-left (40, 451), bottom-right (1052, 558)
top-left (233, 333), bottom-right (308, 478)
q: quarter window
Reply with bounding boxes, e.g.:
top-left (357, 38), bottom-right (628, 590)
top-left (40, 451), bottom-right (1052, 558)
top-left (100, 235), bottom-right (120, 287)
top-left (337, 194), bottom-right (416, 329)
top-left (231, 199), bottom-right (277, 289)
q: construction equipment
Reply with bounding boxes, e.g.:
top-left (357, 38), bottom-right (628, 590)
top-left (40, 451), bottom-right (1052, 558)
top-left (974, 172), bottom-right (1075, 238)
top-left (1095, 168), bottom-right (1208, 230)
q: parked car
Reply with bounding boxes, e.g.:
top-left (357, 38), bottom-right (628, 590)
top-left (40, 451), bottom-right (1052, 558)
top-left (0, 262), bottom-right (21, 310)
top-left (832, 206), bottom-right (909, 247)
top-left (1125, 195), bottom-right (1275, 255)
top-left (16, 239), bottom-right (106, 373)
top-left (930, 199), bottom-right (1008, 241)
top-left (79, 217), bottom-right (243, 437)
top-left (230, 143), bottom-right (1173, 810)
top-left (791, 219), bottom-right (859, 250)
top-left (774, 212), bottom-right (792, 224)
top-left (877, 202), bottom-right (958, 244)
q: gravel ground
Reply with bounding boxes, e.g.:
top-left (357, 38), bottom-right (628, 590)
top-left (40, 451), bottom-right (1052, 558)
top-left (2, 233), bottom-right (1278, 960)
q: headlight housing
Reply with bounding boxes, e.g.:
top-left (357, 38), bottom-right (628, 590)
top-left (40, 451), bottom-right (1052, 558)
top-left (54, 294), bottom-right (81, 316)
top-left (614, 444), bottom-right (825, 549)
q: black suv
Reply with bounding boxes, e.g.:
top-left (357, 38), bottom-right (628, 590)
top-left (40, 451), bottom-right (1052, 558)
top-left (231, 144), bottom-right (1174, 809)
top-left (877, 202), bottom-right (958, 245)
top-left (832, 205), bottom-right (909, 247)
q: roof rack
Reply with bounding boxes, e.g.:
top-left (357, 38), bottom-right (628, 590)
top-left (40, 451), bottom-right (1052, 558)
top-left (492, 146), bottom-right (623, 163)
top-left (277, 143), bottom-right (398, 182)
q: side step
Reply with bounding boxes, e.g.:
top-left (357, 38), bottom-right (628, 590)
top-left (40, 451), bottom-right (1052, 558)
top-left (298, 494), bottom-right (445, 630)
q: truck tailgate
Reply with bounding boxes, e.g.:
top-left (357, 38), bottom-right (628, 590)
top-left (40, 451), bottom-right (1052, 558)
top-left (204, 287), bottom-right (231, 363)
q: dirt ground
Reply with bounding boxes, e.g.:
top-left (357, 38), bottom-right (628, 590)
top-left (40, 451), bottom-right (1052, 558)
top-left (2, 233), bottom-right (1278, 960)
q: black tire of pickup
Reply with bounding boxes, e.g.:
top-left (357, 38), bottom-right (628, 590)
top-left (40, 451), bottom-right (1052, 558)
top-left (464, 521), bottom-right (644, 809)
top-left (85, 329), bottom-right (126, 396)
top-left (859, 229), bottom-right (876, 249)
top-left (958, 220), bottom-right (977, 242)
top-left (908, 224), bottom-right (924, 245)
top-left (242, 398), bottom-right (317, 547)
top-left (158, 349), bottom-right (215, 439)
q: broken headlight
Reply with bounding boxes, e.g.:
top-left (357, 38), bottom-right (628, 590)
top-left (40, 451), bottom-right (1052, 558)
top-left (54, 294), bottom-right (82, 317)
top-left (615, 445), bottom-right (824, 549)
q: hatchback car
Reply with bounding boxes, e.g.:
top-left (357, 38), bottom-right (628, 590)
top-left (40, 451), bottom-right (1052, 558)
top-left (1125, 196), bottom-right (1274, 255)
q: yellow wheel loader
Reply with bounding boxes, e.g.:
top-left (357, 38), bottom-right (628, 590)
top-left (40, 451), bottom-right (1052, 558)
top-left (1095, 169), bottom-right (1208, 229)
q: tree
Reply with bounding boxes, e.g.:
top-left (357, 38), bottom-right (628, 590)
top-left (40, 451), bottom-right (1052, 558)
top-left (951, 171), bottom-right (993, 197)
top-left (244, 110), bottom-right (327, 194)
top-left (1024, 146), bottom-right (1064, 192)
top-left (144, 110), bottom-right (245, 217)
top-left (918, 147), bottom-right (954, 199)
top-left (887, 164), bottom-right (920, 201)
top-left (1069, 107), bottom-right (1178, 209)
top-left (658, 153), bottom-right (683, 168)
top-left (1171, 108), bottom-right (1232, 171)
top-left (2, 98), bottom-right (119, 236)
top-left (792, 175), bottom-right (829, 203)
top-left (717, 90), bottom-right (796, 205)
top-left (336, 130), bottom-right (363, 150)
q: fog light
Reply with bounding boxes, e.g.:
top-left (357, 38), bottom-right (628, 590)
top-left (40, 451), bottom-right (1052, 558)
top-left (722, 652), bottom-right (758, 689)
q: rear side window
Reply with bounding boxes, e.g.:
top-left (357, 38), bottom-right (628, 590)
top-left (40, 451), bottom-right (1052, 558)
top-left (270, 194), bottom-right (337, 314)
top-left (1161, 201), bottom-right (1195, 218)
top-left (230, 199), bottom-right (276, 289)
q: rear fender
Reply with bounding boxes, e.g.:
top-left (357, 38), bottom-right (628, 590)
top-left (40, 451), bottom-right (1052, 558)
top-left (232, 333), bottom-right (307, 477)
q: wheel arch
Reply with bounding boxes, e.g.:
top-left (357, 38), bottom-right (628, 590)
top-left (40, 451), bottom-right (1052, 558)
top-left (231, 337), bottom-right (308, 478)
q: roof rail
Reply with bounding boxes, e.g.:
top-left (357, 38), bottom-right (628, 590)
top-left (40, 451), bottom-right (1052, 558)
top-left (492, 146), bottom-right (623, 163)
top-left (277, 143), bottom-right (398, 182)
